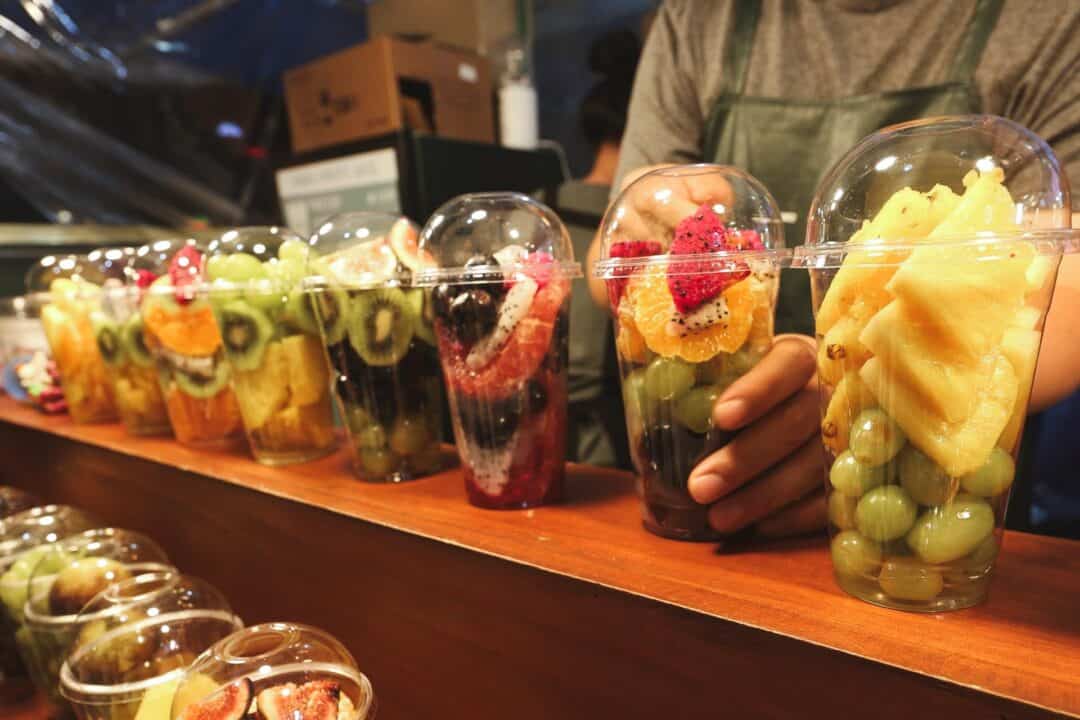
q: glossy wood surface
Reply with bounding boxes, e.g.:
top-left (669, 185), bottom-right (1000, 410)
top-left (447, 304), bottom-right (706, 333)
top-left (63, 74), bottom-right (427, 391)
top-left (0, 397), bottom-right (1077, 719)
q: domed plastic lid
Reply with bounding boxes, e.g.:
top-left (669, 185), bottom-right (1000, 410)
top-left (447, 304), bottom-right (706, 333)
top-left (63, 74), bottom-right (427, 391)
top-left (170, 622), bottom-right (375, 720)
top-left (24, 251), bottom-right (127, 313)
top-left (798, 114), bottom-right (1075, 265)
top-left (24, 527), bottom-right (172, 627)
top-left (415, 193), bottom-right (582, 287)
top-left (204, 226), bottom-right (310, 293)
top-left (0, 505), bottom-right (99, 567)
top-left (127, 237), bottom-right (208, 308)
top-left (308, 212), bottom-right (426, 289)
top-left (60, 571), bottom-right (242, 705)
top-left (0, 487), bottom-right (40, 519)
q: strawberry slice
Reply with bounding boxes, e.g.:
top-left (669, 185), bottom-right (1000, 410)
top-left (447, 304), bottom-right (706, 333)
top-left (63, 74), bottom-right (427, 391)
top-left (606, 240), bottom-right (662, 309)
top-left (168, 245), bottom-right (203, 306)
top-left (667, 205), bottom-right (750, 314)
top-left (134, 269), bottom-right (157, 289)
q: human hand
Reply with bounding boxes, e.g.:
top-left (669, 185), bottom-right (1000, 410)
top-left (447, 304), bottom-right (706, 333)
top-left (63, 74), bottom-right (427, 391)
top-left (687, 334), bottom-right (827, 538)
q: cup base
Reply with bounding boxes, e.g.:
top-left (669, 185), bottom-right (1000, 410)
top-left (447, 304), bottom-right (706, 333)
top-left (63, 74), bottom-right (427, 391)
top-left (642, 501), bottom-right (721, 542)
top-left (253, 443), bottom-right (338, 467)
top-left (833, 571), bottom-right (990, 613)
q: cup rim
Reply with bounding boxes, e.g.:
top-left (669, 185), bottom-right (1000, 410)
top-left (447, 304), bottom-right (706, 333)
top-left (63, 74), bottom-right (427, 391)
top-left (412, 260), bottom-right (583, 287)
top-left (23, 561), bottom-right (174, 627)
top-left (593, 248), bottom-right (790, 279)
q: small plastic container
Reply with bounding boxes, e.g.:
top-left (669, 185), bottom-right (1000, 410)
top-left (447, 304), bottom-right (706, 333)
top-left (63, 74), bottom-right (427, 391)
top-left (60, 571), bottom-right (243, 720)
top-left (593, 164), bottom-right (789, 540)
top-left (307, 213), bottom-right (445, 481)
top-left (22, 528), bottom-right (172, 714)
top-left (417, 194), bottom-right (582, 508)
top-left (0, 295), bottom-right (50, 380)
top-left (132, 239), bottom-right (243, 447)
top-left (203, 227), bottom-right (337, 466)
top-left (794, 114), bottom-right (1077, 612)
top-left (169, 622), bottom-right (375, 720)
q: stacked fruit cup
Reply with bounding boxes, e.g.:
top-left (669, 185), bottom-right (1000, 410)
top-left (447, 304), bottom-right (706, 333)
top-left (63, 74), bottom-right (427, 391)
top-left (416, 194), bottom-right (581, 509)
top-left (167, 622), bottom-right (376, 720)
top-left (797, 115), bottom-right (1078, 612)
top-left (60, 571), bottom-right (243, 720)
top-left (28, 254), bottom-right (118, 424)
top-left (132, 239), bottom-right (244, 447)
top-left (0, 491), bottom-right (44, 707)
top-left (0, 505), bottom-right (100, 707)
top-left (22, 528), bottom-right (173, 716)
top-left (307, 213), bottom-right (446, 482)
top-left (594, 165), bottom-right (789, 540)
top-left (203, 227), bottom-right (338, 466)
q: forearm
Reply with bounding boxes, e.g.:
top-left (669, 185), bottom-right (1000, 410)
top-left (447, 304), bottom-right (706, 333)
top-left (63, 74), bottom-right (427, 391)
top-left (1030, 216), bottom-right (1080, 411)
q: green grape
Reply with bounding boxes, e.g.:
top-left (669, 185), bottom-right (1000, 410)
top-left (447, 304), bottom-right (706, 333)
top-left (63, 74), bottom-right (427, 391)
top-left (345, 404), bottom-right (372, 434)
top-left (357, 424), bottom-right (387, 450)
top-left (828, 491), bottom-right (859, 530)
top-left (830, 530), bottom-right (882, 577)
top-left (389, 416), bottom-right (431, 456)
top-left (849, 408), bottom-right (906, 466)
top-left (278, 238), bottom-right (312, 262)
top-left (643, 357), bottom-right (696, 403)
top-left (878, 557), bottom-right (944, 602)
top-left (204, 254), bottom-right (230, 281)
top-left (222, 253), bottom-right (266, 282)
top-left (622, 369), bottom-right (660, 427)
top-left (829, 450), bottom-right (887, 497)
top-left (267, 257), bottom-right (305, 289)
top-left (898, 445), bottom-right (956, 506)
top-left (855, 485), bottom-right (917, 541)
top-left (959, 448), bottom-right (1015, 498)
top-left (673, 385), bottom-right (720, 434)
top-left (906, 497), bottom-right (995, 564)
top-left (946, 535), bottom-right (999, 583)
top-left (360, 447), bottom-right (400, 476)
top-left (245, 276), bottom-right (286, 313)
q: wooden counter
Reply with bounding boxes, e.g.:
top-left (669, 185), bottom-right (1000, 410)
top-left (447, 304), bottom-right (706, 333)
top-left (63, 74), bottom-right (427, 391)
top-left (0, 397), bottom-right (1077, 719)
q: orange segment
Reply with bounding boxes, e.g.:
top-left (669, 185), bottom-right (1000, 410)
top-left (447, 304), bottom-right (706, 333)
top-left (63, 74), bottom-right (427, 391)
top-left (629, 270), bottom-right (754, 362)
top-left (143, 302), bottom-right (222, 356)
top-left (615, 304), bottom-right (649, 364)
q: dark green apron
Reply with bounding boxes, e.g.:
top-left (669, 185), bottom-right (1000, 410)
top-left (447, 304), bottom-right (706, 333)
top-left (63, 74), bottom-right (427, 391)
top-left (703, 0), bottom-right (1003, 336)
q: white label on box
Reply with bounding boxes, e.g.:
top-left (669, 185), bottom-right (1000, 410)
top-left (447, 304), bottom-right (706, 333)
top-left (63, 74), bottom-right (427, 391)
top-left (275, 148), bottom-right (400, 235)
top-left (458, 62), bottom-right (478, 83)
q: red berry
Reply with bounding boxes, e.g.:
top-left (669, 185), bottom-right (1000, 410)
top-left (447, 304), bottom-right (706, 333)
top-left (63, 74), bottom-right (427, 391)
top-left (606, 240), bottom-right (662, 309)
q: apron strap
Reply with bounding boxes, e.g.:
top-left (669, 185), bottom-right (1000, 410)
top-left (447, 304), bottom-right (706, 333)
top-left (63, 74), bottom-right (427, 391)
top-left (723, 0), bottom-right (762, 95)
top-left (948, 0), bottom-right (1004, 83)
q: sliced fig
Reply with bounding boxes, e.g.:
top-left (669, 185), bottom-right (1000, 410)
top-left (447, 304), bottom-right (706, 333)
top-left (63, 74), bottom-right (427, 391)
top-left (179, 677), bottom-right (252, 720)
top-left (388, 218), bottom-right (433, 274)
top-left (256, 680), bottom-right (341, 720)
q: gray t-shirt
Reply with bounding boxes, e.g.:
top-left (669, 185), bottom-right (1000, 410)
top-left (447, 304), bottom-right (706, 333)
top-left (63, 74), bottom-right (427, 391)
top-left (616, 0), bottom-right (1080, 210)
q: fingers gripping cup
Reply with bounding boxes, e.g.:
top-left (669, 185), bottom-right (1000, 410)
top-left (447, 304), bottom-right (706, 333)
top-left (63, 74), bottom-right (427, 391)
top-left (169, 622), bottom-right (376, 720)
top-left (594, 164), bottom-right (789, 540)
top-left (796, 115), bottom-right (1077, 612)
top-left (307, 213), bottom-right (445, 482)
top-left (417, 194), bottom-right (581, 509)
top-left (60, 571), bottom-right (243, 720)
top-left (204, 227), bottom-right (338, 466)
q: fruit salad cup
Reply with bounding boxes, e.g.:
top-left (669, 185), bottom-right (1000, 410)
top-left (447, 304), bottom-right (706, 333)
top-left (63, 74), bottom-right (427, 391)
top-left (60, 571), bottom-right (243, 720)
top-left (796, 115), bottom-right (1077, 612)
top-left (204, 227), bottom-right (337, 466)
top-left (22, 528), bottom-right (172, 715)
top-left (594, 165), bottom-right (789, 540)
top-left (133, 239), bottom-right (243, 447)
top-left (0, 295), bottom-right (50, 387)
top-left (307, 213), bottom-right (444, 482)
top-left (169, 622), bottom-right (376, 720)
top-left (417, 194), bottom-right (580, 508)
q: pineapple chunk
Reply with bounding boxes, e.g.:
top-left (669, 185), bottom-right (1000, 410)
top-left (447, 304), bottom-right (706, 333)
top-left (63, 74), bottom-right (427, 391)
top-left (860, 353), bottom-right (1018, 477)
top-left (997, 327), bottom-right (1040, 452)
top-left (927, 169), bottom-right (1017, 239)
top-left (282, 334), bottom-right (329, 407)
top-left (821, 371), bottom-right (876, 456)
top-left (1025, 254), bottom-right (1055, 292)
top-left (817, 313), bottom-right (872, 386)
top-left (1010, 306), bottom-right (1043, 330)
top-left (232, 341), bottom-right (289, 429)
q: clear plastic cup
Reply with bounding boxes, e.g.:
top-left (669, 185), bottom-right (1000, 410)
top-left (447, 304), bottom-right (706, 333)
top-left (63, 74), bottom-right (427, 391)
top-left (132, 239), bottom-right (243, 447)
top-left (60, 571), bottom-right (243, 720)
top-left (795, 114), bottom-right (1078, 612)
top-left (203, 227), bottom-right (337, 466)
top-left (593, 165), bottom-right (789, 540)
top-left (307, 213), bottom-right (445, 482)
top-left (0, 295), bottom-right (50, 383)
top-left (27, 255), bottom-right (118, 424)
top-left (169, 622), bottom-right (375, 720)
top-left (417, 194), bottom-right (582, 508)
top-left (22, 528), bottom-right (172, 714)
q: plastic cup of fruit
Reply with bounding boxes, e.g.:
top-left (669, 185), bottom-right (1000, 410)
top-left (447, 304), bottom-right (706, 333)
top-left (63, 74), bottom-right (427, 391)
top-left (307, 213), bottom-right (445, 482)
top-left (132, 239), bottom-right (244, 447)
top-left (416, 194), bottom-right (582, 508)
top-left (795, 115), bottom-right (1079, 612)
top-left (60, 571), bottom-right (243, 720)
top-left (0, 503), bottom-right (92, 706)
top-left (168, 622), bottom-right (376, 720)
top-left (21, 528), bottom-right (172, 713)
top-left (202, 227), bottom-right (338, 466)
top-left (0, 295), bottom-right (50, 381)
top-left (593, 165), bottom-right (789, 540)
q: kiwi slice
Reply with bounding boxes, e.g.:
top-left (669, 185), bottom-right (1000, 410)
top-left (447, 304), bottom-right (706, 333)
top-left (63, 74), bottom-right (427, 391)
top-left (91, 312), bottom-right (125, 367)
top-left (348, 288), bottom-right (414, 366)
top-left (173, 358), bottom-right (230, 399)
top-left (218, 300), bottom-right (273, 371)
top-left (121, 313), bottom-right (154, 368)
top-left (405, 289), bottom-right (436, 345)
top-left (285, 286), bottom-right (350, 344)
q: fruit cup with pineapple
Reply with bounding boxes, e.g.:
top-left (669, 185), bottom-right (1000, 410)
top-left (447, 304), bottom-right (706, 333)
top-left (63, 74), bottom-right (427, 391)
top-left (795, 115), bottom-right (1077, 612)
top-left (307, 213), bottom-right (445, 482)
top-left (416, 195), bottom-right (581, 508)
top-left (594, 165), bottom-right (789, 540)
top-left (26, 254), bottom-right (118, 424)
top-left (203, 227), bottom-right (337, 466)
top-left (133, 239), bottom-right (243, 447)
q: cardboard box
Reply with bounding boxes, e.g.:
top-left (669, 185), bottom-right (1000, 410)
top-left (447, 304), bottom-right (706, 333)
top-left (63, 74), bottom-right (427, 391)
top-left (366, 0), bottom-right (517, 56)
top-left (283, 36), bottom-right (493, 154)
